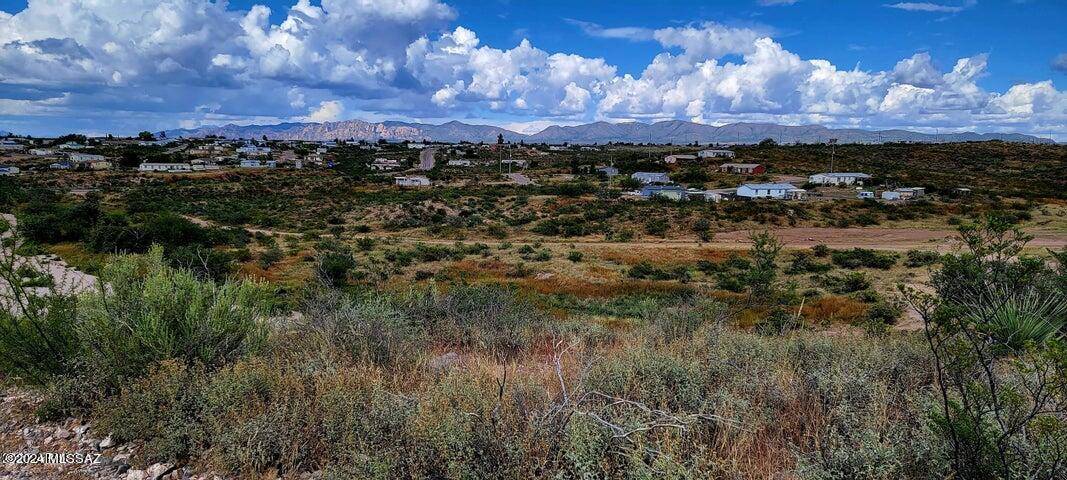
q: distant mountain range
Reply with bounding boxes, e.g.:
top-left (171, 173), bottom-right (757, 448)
top-left (166, 119), bottom-right (1054, 145)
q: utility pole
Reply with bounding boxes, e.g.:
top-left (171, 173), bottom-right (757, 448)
top-left (828, 138), bottom-right (838, 173)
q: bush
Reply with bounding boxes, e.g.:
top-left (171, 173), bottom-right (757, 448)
top-left (567, 251), bottom-right (584, 262)
top-left (78, 247), bottom-right (271, 386)
top-left (831, 248), bottom-right (898, 269)
top-left (905, 249), bottom-right (941, 268)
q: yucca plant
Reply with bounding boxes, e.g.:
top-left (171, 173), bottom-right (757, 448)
top-left (968, 288), bottom-right (1066, 353)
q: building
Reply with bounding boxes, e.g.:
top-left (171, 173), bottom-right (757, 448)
top-left (857, 191), bottom-right (875, 199)
top-left (370, 158), bottom-right (402, 171)
top-left (395, 175), bottom-right (431, 187)
top-left (896, 187), bottom-right (925, 198)
top-left (596, 165), bottom-right (619, 177)
top-left (236, 145), bottom-right (271, 156)
top-left (719, 163), bottom-right (766, 175)
top-left (138, 162), bottom-right (192, 173)
top-left (663, 154), bottom-right (696, 164)
top-left (58, 142), bottom-right (85, 150)
top-left (88, 161), bottom-right (112, 171)
top-left (447, 159), bottom-right (473, 167)
top-left (881, 191), bottom-right (902, 201)
top-left (736, 183), bottom-right (804, 199)
top-left (501, 158), bottom-right (528, 168)
top-left (30, 149), bottom-right (54, 156)
top-left (49, 161), bottom-right (72, 170)
top-left (407, 143), bottom-right (427, 149)
top-left (239, 159), bottom-right (276, 168)
top-left (0, 140), bottom-right (23, 151)
top-left (807, 172), bottom-right (872, 186)
top-left (639, 185), bottom-right (686, 201)
top-left (0, 166), bottom-right (20, 175)
top-left (699, 149), bottom-right (735, 159)
top-left (67, 153), bottom-right (106, 163)
top-left (631, 172), bottom-right (671, 184)
top-left (190, 160), bottom-right (221, 171)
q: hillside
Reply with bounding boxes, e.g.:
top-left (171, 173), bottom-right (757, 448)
top-left (166, 119), bottom-right (1055, 145)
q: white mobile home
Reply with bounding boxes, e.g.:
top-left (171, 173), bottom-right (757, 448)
top-left (139, 162), bottom-right (192, 173)
top-left (698, 149), bottom-right (735, 159)
top-left (631, 172), bottom-right (671, 184)
top-left (395, 175), bottom-right (431, 187)
top-left (808, 172), bottom-right (872, 186)
top-left (736, 183), bottom-right (804, 200)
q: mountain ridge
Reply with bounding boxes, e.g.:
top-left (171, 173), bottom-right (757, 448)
top-left (166, 120), bottom-right (1054, 145)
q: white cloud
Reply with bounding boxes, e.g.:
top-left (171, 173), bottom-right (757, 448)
top-left (884, 0), bottom-right (977, 13)
top-left (0, 0), bottom-right (1063, 138)
top-left (306, 100), bottom-right (345, 122)
top-left (564, 19), bottom-right (655, 41)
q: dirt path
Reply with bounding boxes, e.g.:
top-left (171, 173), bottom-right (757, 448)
top-left (182, 214), bottom-right (1067, 252)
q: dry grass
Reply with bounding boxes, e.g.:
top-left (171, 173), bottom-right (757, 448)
top-left (802, 296), bottom-right (869, 325)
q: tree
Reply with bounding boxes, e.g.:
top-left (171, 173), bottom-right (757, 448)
top-left (497, 133), bottom-right (504, 145)
top-left (901, 216), bottom-right (1067, 478)
top-left (137, 131), bottom-right (155, 141)
top-left (744, 231), bottom-right (782, 298)
top-left (758, 137), bottom-right (777, 148)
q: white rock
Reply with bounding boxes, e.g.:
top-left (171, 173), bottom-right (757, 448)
top-left (126, 470), bottom-right (147, 480)
top-left (99, 436), bottom-right (115, 449)
top-left (147, 462), bottom-right (173, 479)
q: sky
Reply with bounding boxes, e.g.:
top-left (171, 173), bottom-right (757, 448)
top-left (0, 0), bottom-right (1065, 139)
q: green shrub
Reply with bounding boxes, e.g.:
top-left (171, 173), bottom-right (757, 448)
top-left (831, 248), bottom-right (898, 269)
top-left (905, 249), bottom-right (941, 268)
top-left (78, 247), bottom-right (271, 385)
top-left (567, 251), bottom-right (584, 262)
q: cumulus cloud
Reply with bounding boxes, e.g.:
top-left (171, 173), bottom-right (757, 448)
top-left (0, 0), bottom-right (1063, 138)
top-left (306, 100), bottom-right (345, 122)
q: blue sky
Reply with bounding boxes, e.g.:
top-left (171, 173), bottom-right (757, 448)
top-left (0, 0), bottom-right (1065, 138)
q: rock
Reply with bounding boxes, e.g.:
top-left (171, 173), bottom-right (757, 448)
top-left (55, 428), bottom-right (71, 439)
top-left (99, 435), bottom-right (115, 449)
top-left (427, 352), bottom-right (460, 372)
top-left (127, 470), bottom-right (147, 480)
top-left (535, 272), bottom-right (554, 280)
top-left (74, 424), bottom-right (90, 437)
top-left (147, 462), bottom-right (175, 479)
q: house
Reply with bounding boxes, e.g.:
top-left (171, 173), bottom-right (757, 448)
top-left (548, 145), bottom-right (568, 151)
top-left (49, 161), bottom-right (72, 170)
top-left (447, 159), bottom-right (473, 167)
top-left (596, 165), bottom-right (619, 177)
top-left (0, 166), bottom-right (20, 175)
top-left (719, 163), bottom-right (766, 175)
top-left (699, 149), bottom-right (735, 159)
top-left (857, 191), bottom-right (876, 199)
top-left (808, 172), bottom-right (872, 186)
top-left (501, 158), bottom-right (528, 168)
top-left (736, 183), bottom-right (803, 199)
top-left (0, 140), bottom-right (23, 151)
top-left (236, 145), bottom-right (271, 156)
top-left (138, 162), bottom-right (192, 173)
top-left (58, 142), bottom-right (85, 150)
top-left (370, 158), bottom-right (402, 171)
top-left (240, 159), bottom-right (276, 168)
top-left (190, 160), bottom-right (220, 171)
top-left (88, 161), bottom-right (112, 171)
top-left (640, 185), bottom-right (686, 201)
top-left (407, 143), bottom-right (427, 149)
top-left (30, 149), bottom-right (54, 156)
top-left (395, 175), bottom-right (431, 187)
top-left (881, 191), bottom-right (902, 201)
top-left (663, 154), bottom-right (696, 164)
top-left (897, 187), bottom-right (925, 198)
top-left (631, 172), bottom-right (671, 184)
top-left (67, 153), bottom-right (106, 163)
